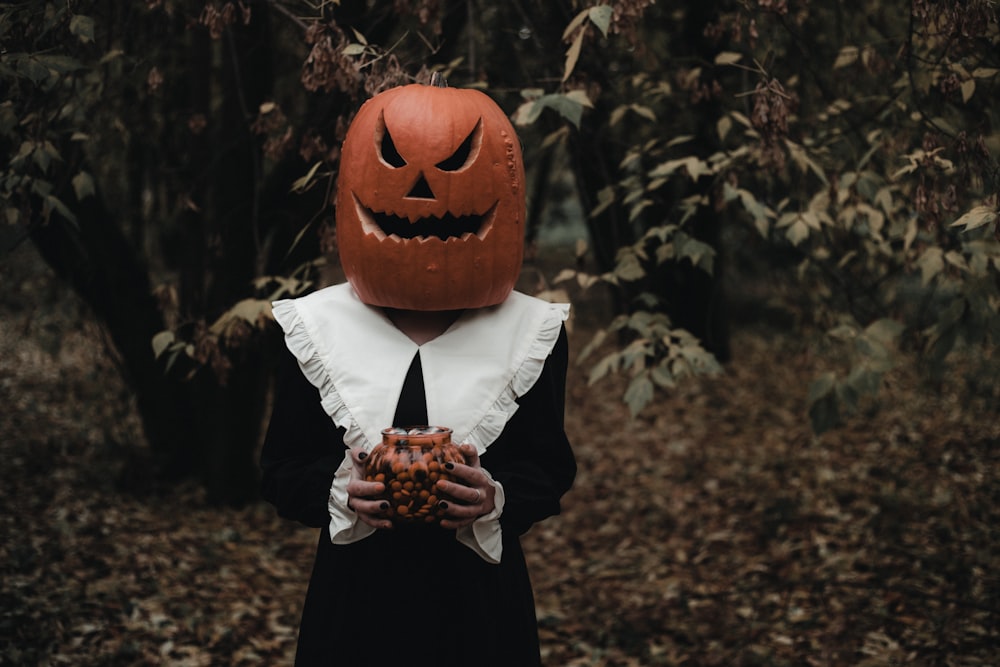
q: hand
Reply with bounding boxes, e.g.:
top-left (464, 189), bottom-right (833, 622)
top-left (436, 443), bottom-right (496, 530)
top-left (345, 448), bottom-right (393, 530)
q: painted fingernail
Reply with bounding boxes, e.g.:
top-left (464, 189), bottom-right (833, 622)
top-left (358, 451), bottom-right (368, 460)
top-left (379, 501), bottom-right (388, 511)
top-left (445, 462), bottom-right (454, 470)
top-left (438, 501), bottom-right (449, 510)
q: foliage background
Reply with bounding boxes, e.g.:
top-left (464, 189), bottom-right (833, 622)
top-left (2, 0), bottom-right (999, 664)
top-left (2, 247), bottom-right (999, 665)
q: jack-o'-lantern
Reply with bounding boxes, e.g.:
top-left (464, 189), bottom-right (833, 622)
top-left (335, 74), bottom-right (525, 311)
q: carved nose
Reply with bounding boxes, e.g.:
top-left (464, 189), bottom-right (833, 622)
top-left (407, 172), bottom-right (435, 199)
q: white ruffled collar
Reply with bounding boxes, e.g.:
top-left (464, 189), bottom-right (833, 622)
top-left (272, 283), bottom-right (569, 452)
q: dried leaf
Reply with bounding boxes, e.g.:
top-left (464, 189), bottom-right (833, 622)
top-left (949, 205), bottom-right (997, 232)
top-left (714, 51), bottom-right (743, 66)
top-left (563, 30), bottom-right (585, 82)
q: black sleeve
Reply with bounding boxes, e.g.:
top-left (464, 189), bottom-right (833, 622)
top-left (260, 346), bottom-right (345, 528)
top-left (261, 326), bottom-right (577, 534)
top-left (482, 326), bottom-right (577, 536)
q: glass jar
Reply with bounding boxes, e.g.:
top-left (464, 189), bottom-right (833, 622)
top-left (364, 426), bottom-right (465, 524)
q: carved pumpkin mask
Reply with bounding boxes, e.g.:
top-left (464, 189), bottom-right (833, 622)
top-left (336, 79), bottom-right (526, 311)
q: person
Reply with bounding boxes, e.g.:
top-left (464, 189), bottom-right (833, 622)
top-left (260, 75), bottom-right (576, 666)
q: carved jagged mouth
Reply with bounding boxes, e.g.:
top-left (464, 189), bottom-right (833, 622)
top-left (355, 194), bottom-right (496, 242)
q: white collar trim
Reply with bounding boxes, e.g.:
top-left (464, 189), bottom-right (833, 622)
top-left (272, 283), bottom-right (569, 452)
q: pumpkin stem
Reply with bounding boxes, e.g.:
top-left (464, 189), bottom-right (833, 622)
top-left (429, 71), bottom-right (448, 88)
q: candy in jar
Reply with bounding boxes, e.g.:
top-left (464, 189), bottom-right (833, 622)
top-left (363, 426), bottom-right (466, 524)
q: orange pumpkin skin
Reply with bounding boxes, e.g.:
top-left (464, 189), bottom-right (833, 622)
top-left (335, 82), bottom-right (525, 311)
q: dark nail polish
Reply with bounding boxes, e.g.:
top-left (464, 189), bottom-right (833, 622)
top-left (438, 501), bottom-right (449, 510)
top-left (445, 462), bottom-right (454, 470)
top-left (358, 451), bottom-right (368, 460)
top-left (379, 501), bottom-right (388, 510)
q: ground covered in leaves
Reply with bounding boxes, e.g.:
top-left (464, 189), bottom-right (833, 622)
top-left (2, 252), bottom-right (998, 666)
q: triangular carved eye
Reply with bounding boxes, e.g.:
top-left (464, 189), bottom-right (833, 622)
top-left (435, 119), bottom-right (482, 172)
top-left (376, 112), bottom-right (406, 168)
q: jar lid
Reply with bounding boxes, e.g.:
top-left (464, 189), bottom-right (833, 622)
top-left (381, 425), bottom-right (452, 436)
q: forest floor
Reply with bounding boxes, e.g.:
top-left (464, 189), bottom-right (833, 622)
top-left (2, 247), bottom-right (999, 666)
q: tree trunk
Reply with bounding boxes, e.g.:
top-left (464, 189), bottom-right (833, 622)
top-left (28, 187), bottom-right (198, 481)
top-left (654, 1), bottom-right (731, 362)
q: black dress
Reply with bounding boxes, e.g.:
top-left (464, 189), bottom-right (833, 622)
top-left (261, 327), bottom-right (576, 667)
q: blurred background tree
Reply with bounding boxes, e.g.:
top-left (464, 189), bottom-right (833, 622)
top-left (2, 0), bottom-right (997, 504)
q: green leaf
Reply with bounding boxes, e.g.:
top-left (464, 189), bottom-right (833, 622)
top-left (949, 205), bottom-right (998, 232)
top-left (34, 54), bottom-right (84, 74)
top-left (619, 338), bottom-right (650, 371)
top-left (290, 162), bottom-right (322, 193)
top-left (650, 363), bottom-right (676, 389)
top-left (32, 143), bottom-right (52, 172)
top-left (623, 373), bottom-right (654, 418)
top-left (563, 30), bottom-right (584, 82)
top-left (944, 250), bottom-right (968, 272)
top-left (515, 93), bottom-right (586, 128)
top-left (0, 104), bottom-right (16, 135)
top-left (31, 178), bottom-right (53, 197)
top-left (591, 185), bottom-right (616, 218)
top-left (577, 328), bottom-right (608, 363)
top-left (961, 79), bottom-right (974, 103)
top-left (917, 247), bottom-right (944, 286)
top-left (564, 89), bottom-right (593, 108)
top-left (561, 8), bottom-right (590, 41)
top-left (541, 126), bottom-right (570, 149)
top-left (72, 171), bottom-right (95, 200)
top-left (854, 335), bottom-right (892, 371)
top-left (786, 140), bottom-right (829, 185)
top-left (786, 218), bottom-right (810, 246)
top-left (846, 366), bottom-right (882, 398)
top-left (864, 318), bottom-right (904, 346)
top-left (628, 198), bottom-right (652, 222)
top-left (69, 14), bottom-right (95, 43)
top-left (547, 93), bottom-right (586, 128)
top-left (11, 140), bottom-right (34, 165)
top-left (728, 185), bottom-right (772, 236)
top-left (99, 49), bottom-right (125, 65)
top-left (210, 298), bottom-right (273, 335)
top-left (808, 373), bottom-right (841, 434)
top-left (714, 51), bottom-right (743, 65)
top-left (588, 351), bottom-right (619, 385)
top-left (164, 347), bottom-right (184, 375)
top-left (807, 371), bottom-right (837, 404)
top-left (717, 115), bottom-right (733, 141)
top-left (151, 331), bottom-right (176, 359)
top-left (588, 5), bottom-right (613, 37)
top-left (835, 378), bottom-right (859, 414)
top-left (261, 275), bottom-right (312, 300)
top-left (44, 194), bottom-right (77, 225)
top-left (675, 234), bottom-right (716, 273)
top-left (552, 268), bottom-right (577, 285)
top-left (833, 46), bottom-right (859, 69)
top-left (16, 56), bottom-right (51, 83)
top-left (613, 252), bottom-right (645, 282)
top-left (903, 216), bottom-right (918, 251)
top-left (629, 104), bottom-right (657, 122)
top-left (655, 242), bottom-right (675, 264)
top-left (649, 156), bottom-right (711, 181)
top-left (827, 323), bottom-right (858, 341)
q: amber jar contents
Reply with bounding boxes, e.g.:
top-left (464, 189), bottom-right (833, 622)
top-left (364, 426), bottom-right (465, 524)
